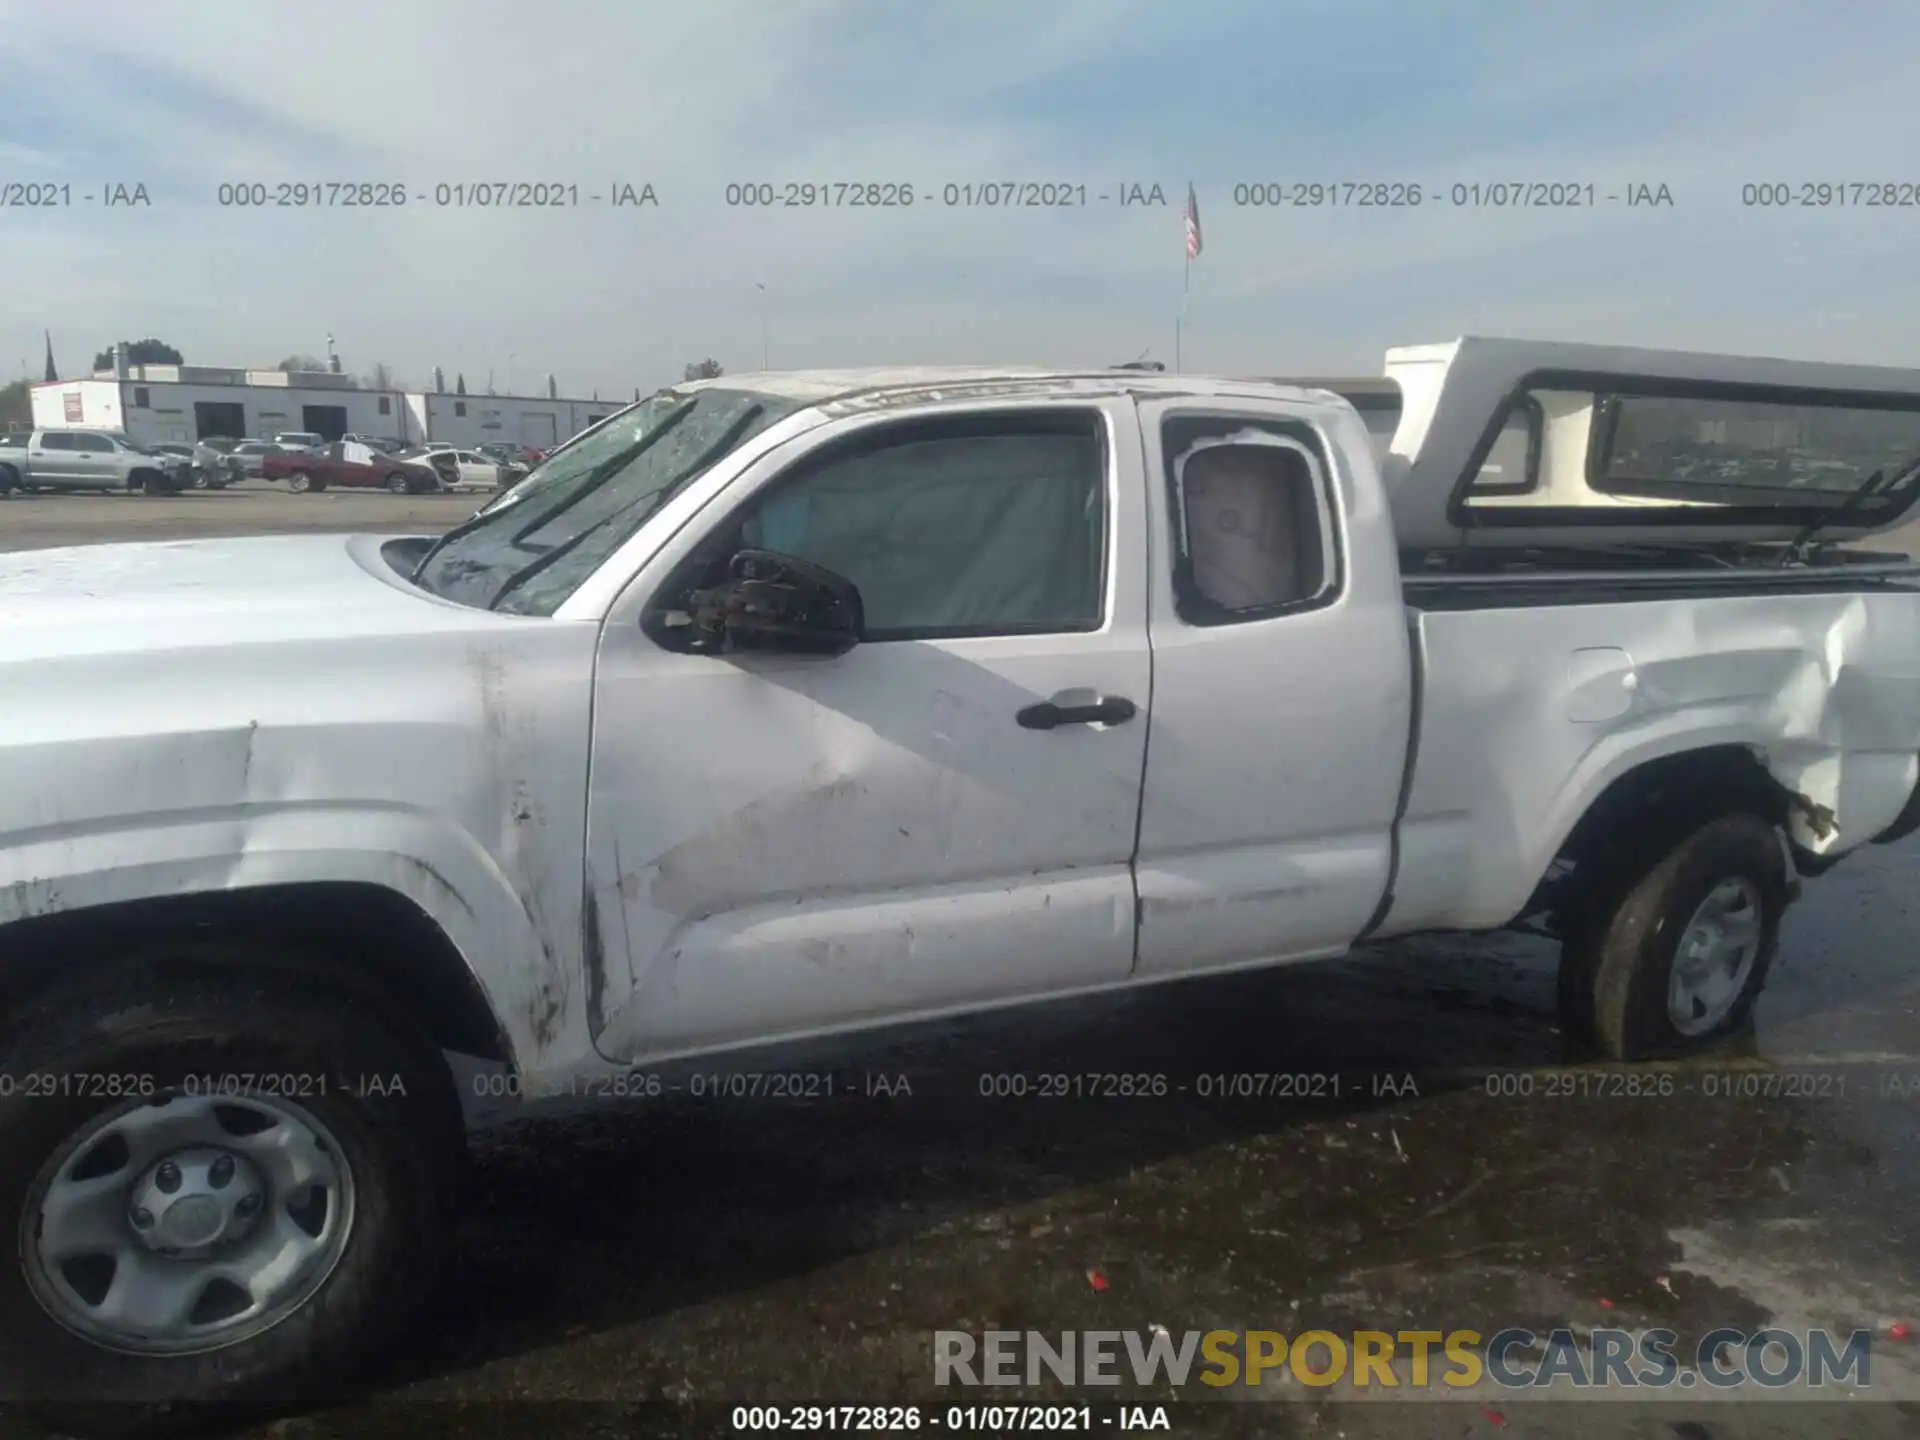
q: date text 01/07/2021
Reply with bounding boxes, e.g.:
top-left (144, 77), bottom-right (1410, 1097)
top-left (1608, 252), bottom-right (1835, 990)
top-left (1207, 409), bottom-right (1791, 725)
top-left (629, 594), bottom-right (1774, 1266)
top-left (0, 1071), bottom-right (409, 1100)
top-left (721, 182), bottom-right (1170, 208)
top-left (728, 1403), bottom-right (1173, 1432)
top-left (211, 181), bottom-right (659, 207)
top-left (1228, 181), bottom-right (1676, 207)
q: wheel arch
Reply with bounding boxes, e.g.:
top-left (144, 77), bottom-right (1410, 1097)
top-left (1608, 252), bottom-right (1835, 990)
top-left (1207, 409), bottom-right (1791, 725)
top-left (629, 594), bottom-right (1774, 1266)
top-left (0, 881), bottom-right (515, 1071)
top-left (1538, 743), bottom-right (1802, 925)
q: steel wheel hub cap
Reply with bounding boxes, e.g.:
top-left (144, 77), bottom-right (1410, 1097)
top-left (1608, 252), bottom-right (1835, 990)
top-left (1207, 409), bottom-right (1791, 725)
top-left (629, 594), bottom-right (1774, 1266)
top-left (22, 1092), bottom-right (356, 1355)
top-left (1668, 876), bottom-right (1763, 1035)
top-left (126, 1145), bottom-right (267, 1258)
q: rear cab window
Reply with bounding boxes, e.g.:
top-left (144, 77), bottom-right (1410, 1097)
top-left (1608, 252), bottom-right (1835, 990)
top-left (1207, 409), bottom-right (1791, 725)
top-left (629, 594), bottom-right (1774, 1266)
top-left (1159, 414), bottom-right (1341, 625)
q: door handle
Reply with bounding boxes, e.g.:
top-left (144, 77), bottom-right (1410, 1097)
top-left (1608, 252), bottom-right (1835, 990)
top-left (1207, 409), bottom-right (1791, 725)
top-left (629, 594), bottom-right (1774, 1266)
top-left (1016, 695), bottom-right (1137, 730)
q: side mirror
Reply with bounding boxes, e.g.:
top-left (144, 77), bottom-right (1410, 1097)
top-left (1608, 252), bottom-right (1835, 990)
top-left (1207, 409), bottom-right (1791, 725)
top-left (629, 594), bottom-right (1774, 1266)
top-left (684, 549), bottom-right (863, 655)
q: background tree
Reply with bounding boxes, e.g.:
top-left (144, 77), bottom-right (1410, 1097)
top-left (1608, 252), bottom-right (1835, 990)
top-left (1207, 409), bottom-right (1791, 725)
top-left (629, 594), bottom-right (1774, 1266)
top-left (363, 362), bottom-right (400, 390)
top-left (92, 338), bottom-right (184, 370)
top-left (683, 358), bottom-right (723, 380)
top-left (0, 379), bottom-right (30, 429)
top-left (276, 354), bottom-right (328, 373)
top-left (455, 374), bottom-right (468, 395)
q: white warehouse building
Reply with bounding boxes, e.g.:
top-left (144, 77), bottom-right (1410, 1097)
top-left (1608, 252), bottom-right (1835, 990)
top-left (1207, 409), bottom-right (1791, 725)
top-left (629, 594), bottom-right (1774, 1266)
top-left (31, 351), bottom-right (630, 452)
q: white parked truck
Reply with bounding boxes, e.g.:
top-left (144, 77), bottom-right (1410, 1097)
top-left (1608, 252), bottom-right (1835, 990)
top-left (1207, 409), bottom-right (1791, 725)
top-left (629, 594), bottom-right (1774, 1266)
top-left (4, 338), bottom-right (1920, 1422)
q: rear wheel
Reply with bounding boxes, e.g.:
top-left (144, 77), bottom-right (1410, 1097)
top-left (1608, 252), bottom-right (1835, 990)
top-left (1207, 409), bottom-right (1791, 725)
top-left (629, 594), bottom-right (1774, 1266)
top-left (1558, 813), bottom-right (1788, 1059)
top-left (285, 471), bottom-right (312, 494)
top-left (0, 954), bottom-right (463, 1430)
top-left (385, 472), bottom-right (408, 494)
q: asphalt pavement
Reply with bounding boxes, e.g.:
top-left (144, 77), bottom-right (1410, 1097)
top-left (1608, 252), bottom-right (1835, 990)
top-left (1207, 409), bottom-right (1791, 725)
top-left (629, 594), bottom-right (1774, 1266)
top-left (0, 479), bottom-right (479, 551)
top-left (1, 495), bottom-right (1916, 1440)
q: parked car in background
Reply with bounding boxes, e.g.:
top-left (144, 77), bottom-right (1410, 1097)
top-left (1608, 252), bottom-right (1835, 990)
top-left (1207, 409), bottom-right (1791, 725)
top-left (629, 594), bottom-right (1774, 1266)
top-left (344, 433), bottom-right (404, 454)
top-left (0, 429), bottom-right (191, 495)
top-left (272, 431), bottom-right (327, 454)
top-left (476, 442), bottom-right (532, 481)
top-left (190, 436), bottom-right (245, 488)
top-left (259, 441), bottom-right (442, 493)
top-left (231, 440), bottom-right (286, 478)
top-left (396, 445), bottom-right (506, 489)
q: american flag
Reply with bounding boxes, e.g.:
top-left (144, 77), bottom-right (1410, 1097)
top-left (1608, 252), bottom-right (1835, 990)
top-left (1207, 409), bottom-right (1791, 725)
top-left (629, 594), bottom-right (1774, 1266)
top-left (1184, 183), bottom-right (1202, 259)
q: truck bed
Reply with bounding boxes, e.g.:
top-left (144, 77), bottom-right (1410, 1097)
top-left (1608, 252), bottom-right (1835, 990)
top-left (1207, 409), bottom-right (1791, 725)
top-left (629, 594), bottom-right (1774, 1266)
top-left (1376, 580), bottom-right (1920, 937)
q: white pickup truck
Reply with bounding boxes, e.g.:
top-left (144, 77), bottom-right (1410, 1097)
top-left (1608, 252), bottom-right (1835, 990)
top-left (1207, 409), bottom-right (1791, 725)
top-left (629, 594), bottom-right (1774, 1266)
top-left (4, 337), bottom-right (1920, 1421)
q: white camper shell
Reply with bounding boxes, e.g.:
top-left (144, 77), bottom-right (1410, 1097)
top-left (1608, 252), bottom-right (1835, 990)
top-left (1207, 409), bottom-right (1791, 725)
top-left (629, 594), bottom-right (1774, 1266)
top-left (1291, 336), bottom-right (1920, 557)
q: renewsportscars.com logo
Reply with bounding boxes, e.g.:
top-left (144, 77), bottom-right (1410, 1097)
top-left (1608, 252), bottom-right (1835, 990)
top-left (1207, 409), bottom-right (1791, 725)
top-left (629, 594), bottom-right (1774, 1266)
top-left (934, 1327), bottom-right (1875, 1391)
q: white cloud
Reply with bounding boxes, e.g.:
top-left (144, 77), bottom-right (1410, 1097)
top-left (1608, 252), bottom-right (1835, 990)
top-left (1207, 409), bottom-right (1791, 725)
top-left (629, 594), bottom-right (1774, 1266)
top-left (7, 0), bottom-right (1920, 387)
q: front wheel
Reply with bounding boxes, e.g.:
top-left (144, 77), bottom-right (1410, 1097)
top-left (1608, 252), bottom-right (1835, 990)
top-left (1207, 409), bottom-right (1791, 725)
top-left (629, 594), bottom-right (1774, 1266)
top-left (0, 955), bottom-right (462, 1428)
top-left (285, 471), bottom-right (312, 494)
top-left (385, 472), bottom-right (408, 494)
top-left (1558, 813), bottom-right (1788, 1060)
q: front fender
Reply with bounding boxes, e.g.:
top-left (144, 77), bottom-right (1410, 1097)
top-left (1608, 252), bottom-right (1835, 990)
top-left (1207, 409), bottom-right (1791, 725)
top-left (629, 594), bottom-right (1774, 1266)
top-left (0, 805), bottom-right (573, 1076)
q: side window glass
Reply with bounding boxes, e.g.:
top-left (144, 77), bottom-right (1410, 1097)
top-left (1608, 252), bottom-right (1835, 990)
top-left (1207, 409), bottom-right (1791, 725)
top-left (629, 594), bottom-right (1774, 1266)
top-left (41, 433), bottom-right (72, 451)
top-left (1168, 429), bottom-right (1336, 623)
top-left (729, 418), bottom-right (1108, 638)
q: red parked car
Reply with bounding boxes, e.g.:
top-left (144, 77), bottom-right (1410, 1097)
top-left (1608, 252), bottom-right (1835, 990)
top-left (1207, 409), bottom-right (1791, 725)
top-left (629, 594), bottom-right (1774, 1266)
top-left (259, 441), bottom-right (442, 494)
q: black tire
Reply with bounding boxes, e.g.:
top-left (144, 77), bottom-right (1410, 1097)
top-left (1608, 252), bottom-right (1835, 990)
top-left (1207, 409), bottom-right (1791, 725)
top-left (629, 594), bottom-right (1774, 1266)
top-left (0, 951), bottom-right (464, 1433)
top-left (285, 471), bottom-right (312, 494)
top-left (1559, 814), bottom-right (1787, 1060)
top-left (385, 472), bottom-right (408, 494)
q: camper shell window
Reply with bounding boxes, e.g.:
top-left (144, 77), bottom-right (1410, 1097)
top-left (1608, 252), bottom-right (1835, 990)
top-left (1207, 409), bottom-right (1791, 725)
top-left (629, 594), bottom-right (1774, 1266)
top-left (1449, 369), bottom-right (1920, 531)
top-left (1587, 385), bottom-right (1920, 508)
top-left (1468, 395), bottom-right (1544, 496)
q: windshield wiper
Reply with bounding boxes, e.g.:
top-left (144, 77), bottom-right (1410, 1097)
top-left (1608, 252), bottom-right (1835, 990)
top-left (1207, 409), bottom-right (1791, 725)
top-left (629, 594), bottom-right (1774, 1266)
top-left (484, 405), bottom-right (766, 612)
top-left (410, 504), bottom-right (502, 583)
top-left (409, 395), bottom-right (688, 586)
top-left (509, 401), bottom-right (694, 546)
top-left (1781, 452), bottom-right (1920, 565)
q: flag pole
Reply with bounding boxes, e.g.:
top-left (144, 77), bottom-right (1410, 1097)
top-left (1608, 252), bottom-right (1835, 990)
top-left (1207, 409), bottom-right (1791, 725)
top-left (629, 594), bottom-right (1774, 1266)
top-left (1178, 181), bottom-right (1199, 371)
top-left (1177, 249), bottom-right (1189, 371)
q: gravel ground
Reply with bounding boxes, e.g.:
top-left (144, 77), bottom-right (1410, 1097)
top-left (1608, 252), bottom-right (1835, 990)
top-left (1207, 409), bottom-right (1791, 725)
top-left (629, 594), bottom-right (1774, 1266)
top-left (2, 494), bottom-right (1917, 1440)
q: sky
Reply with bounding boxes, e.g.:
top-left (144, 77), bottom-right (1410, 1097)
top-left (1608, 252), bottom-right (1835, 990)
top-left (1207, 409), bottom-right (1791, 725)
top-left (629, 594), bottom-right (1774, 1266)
top-left (3, 0), bottom-right (1919, 397)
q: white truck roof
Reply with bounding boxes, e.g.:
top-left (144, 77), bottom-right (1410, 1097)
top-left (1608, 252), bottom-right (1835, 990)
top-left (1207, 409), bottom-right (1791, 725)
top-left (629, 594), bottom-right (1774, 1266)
top-left (670, 349), bottom-right (1920, 554)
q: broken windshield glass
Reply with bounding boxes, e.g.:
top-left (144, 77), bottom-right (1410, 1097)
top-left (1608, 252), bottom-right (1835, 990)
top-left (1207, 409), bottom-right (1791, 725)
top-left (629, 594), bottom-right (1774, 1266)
top-left (412, 387), bottom-right (806, 613)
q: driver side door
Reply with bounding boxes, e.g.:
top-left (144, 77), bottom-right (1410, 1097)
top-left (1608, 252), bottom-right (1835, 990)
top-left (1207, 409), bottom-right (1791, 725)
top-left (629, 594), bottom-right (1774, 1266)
top-left (30, 432), bottom-right (79, 489)
top-left (583, 398), bottom-right (1152, 1062)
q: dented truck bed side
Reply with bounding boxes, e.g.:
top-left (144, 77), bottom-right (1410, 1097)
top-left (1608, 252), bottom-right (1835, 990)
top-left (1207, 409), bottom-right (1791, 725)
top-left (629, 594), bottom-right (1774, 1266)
top-left (1381, 587), bottom-right (1920, 935)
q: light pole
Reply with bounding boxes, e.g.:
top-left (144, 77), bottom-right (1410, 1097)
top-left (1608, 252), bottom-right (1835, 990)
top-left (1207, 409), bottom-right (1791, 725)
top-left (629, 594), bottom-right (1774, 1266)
top-left (755, 282), bottom-right (769, 370)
